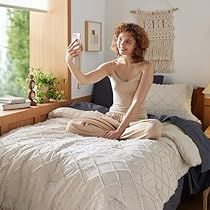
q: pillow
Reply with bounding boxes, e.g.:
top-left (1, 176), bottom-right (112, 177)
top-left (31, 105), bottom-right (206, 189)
top-left (48, 107), bottom-right (104, 119)
top-left (153, 75), bottom-right (164, 84)
top-left (92, 75), bottom-right (164, 108)
top-left (144, 84), bottom-right (200, 123)
top-left (92, 77), bottom-right (113, 108)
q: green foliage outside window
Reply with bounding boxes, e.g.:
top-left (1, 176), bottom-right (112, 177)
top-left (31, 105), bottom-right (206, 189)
top-left (0, 66), bottom-right (7, 95)
top-left (5, 9), bottom-right (29, 97)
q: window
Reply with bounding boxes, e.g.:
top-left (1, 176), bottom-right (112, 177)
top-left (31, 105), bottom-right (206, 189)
top-left (0, 1), bottom-right (47, 97)
top-left (0, 0), bottom-right (47, 13)
top-left (0, 7), bottom-right (29, 97)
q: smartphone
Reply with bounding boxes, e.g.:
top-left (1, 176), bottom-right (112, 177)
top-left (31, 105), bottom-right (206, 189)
top-left (72, 32), bottom-right (81, 45)
top-left (71, 33), bottom-right (81, 69)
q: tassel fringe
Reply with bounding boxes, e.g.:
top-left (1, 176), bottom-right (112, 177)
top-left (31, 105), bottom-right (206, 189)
top-left (134, 9), bottom-right (175, 73)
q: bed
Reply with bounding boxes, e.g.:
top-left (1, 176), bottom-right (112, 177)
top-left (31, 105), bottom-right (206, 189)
top-left (0, 76), bottom-right (210, 210)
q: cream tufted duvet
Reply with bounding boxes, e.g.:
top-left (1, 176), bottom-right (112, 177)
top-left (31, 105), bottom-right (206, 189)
top-left (0, 109), bottom-right (201, 210)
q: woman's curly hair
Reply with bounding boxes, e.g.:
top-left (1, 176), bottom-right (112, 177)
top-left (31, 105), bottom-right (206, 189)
top-left (111, 23), bottom-right (149, 63)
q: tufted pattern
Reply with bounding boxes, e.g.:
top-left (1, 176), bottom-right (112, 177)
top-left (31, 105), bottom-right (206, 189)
top-left (144, 84), bottom-right (200, 123)
top-left (0, 113), bottom-right (201, 210)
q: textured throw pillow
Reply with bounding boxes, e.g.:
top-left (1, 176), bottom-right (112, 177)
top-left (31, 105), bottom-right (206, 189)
top-left (144, 84), bottom-right (200, 123)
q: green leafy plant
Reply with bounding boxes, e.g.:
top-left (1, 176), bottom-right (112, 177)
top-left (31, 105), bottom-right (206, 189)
top-left (30, 67), bottom-right (64, 104)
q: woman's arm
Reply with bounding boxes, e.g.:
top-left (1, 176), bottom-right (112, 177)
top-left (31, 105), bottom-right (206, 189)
top-left (65, 41), bottom-right (112, 85)
top-left (105, 62), bottom-right (153, 139)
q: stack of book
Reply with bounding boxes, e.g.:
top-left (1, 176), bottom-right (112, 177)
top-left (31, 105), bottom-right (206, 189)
top-left (0, 95), bottom-right (31, 111)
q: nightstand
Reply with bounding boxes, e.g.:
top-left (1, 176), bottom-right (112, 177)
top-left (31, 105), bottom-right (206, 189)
top-left (203, 97), bottom-right (210, 130)
top-left (204, 125), bottom-right (210, 139)
top-left (203, 125), bottom-right (210, 210)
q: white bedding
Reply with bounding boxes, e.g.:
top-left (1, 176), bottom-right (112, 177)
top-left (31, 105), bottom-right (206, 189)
top-left (0, 108), bottom-right (201, 210)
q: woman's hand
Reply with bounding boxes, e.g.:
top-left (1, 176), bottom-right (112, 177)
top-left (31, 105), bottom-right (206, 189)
top-left (65, 39), bottom-right (82, 64)
top-left (105, 129), bottom-right (124, 140)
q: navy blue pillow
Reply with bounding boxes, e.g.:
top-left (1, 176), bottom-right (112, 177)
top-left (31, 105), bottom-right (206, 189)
top-left (92, 75), bottom-right (164, 108)
top-left (153, 75), bottom-right (164, 84)
top-left (92, 77), bottom-right (113, 108)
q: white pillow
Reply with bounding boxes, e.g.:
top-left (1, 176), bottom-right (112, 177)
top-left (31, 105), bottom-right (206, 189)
top-left (144, 84), bottom-right (201, 123)
top-left (48, 107), bottom-right (104, 119)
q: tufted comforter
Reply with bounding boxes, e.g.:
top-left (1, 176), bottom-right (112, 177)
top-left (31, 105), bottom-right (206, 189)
top-left (0, 108), bottom-right (201, 210)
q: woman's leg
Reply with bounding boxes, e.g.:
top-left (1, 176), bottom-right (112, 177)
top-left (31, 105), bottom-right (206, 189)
top-left (120, 119), bottom-right (162, 140)
top-left (66, 115), bottom-right (120, 138)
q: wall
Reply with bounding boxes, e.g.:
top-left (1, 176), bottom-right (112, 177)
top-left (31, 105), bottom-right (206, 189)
top-left (71, 0), bottom-right (106, 99)
top-left (30, 0), bottom-right (71, 101)
top-left (104, 0), bottom-right (210, 87)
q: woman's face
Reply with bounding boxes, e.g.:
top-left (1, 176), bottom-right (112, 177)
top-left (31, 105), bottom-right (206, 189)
top-left (116, 32), bottom-right (136, 56)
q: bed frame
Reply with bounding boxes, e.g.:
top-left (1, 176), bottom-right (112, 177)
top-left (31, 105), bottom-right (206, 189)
top-left (191, 87), bottom-right (204, 126)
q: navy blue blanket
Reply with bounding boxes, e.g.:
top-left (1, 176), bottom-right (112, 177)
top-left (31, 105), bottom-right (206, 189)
top-left (68, 103), bottom-right (209, 208)
top-left (69, 102), bottom-right (210, 209)
top-left (149, 114), bottom-right (210, 194)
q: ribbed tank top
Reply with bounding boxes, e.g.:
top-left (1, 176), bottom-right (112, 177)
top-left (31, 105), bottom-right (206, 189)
top-left (108, 70), bottom-right (147, 121)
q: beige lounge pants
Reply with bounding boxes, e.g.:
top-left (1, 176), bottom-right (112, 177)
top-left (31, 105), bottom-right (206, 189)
top-left (66, 111), bottom-right (162, 140)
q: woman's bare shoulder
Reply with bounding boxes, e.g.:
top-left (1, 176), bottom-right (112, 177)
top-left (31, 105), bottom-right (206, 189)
top-left (97, 60), bottom-right (117, 75)
top-left (141, 61), bottom-right (153, 72)
top-left (134, 60), bottom-right (152, 73)
top-left (98, 60), bottom-right (117, 67)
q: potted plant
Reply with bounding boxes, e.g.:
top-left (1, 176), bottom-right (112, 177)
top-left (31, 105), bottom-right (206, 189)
top-left (30, 67), bottom-right (64, 104)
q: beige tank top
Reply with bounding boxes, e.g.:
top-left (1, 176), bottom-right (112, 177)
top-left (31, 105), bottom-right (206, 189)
top-left (108, 70), bottom-right (148, 121)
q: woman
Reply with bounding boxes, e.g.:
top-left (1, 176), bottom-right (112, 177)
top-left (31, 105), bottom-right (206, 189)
top-left (65, 22), bottom-right (162, 140)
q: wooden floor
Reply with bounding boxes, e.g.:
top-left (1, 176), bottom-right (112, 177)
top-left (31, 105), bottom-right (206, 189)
top-left (177, 193), bottom-right (206, 210)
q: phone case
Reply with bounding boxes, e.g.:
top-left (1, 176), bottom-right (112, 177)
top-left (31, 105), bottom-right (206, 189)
top-left (72, 33), bottom-right (81, 43)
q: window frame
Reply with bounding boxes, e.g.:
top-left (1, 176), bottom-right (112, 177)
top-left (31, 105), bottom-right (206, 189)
top-left (0, 0), bottom-right (48, 13)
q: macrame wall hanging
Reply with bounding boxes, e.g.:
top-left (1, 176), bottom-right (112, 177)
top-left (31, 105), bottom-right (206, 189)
top-left (130, 8), bottom-right (177, 73)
